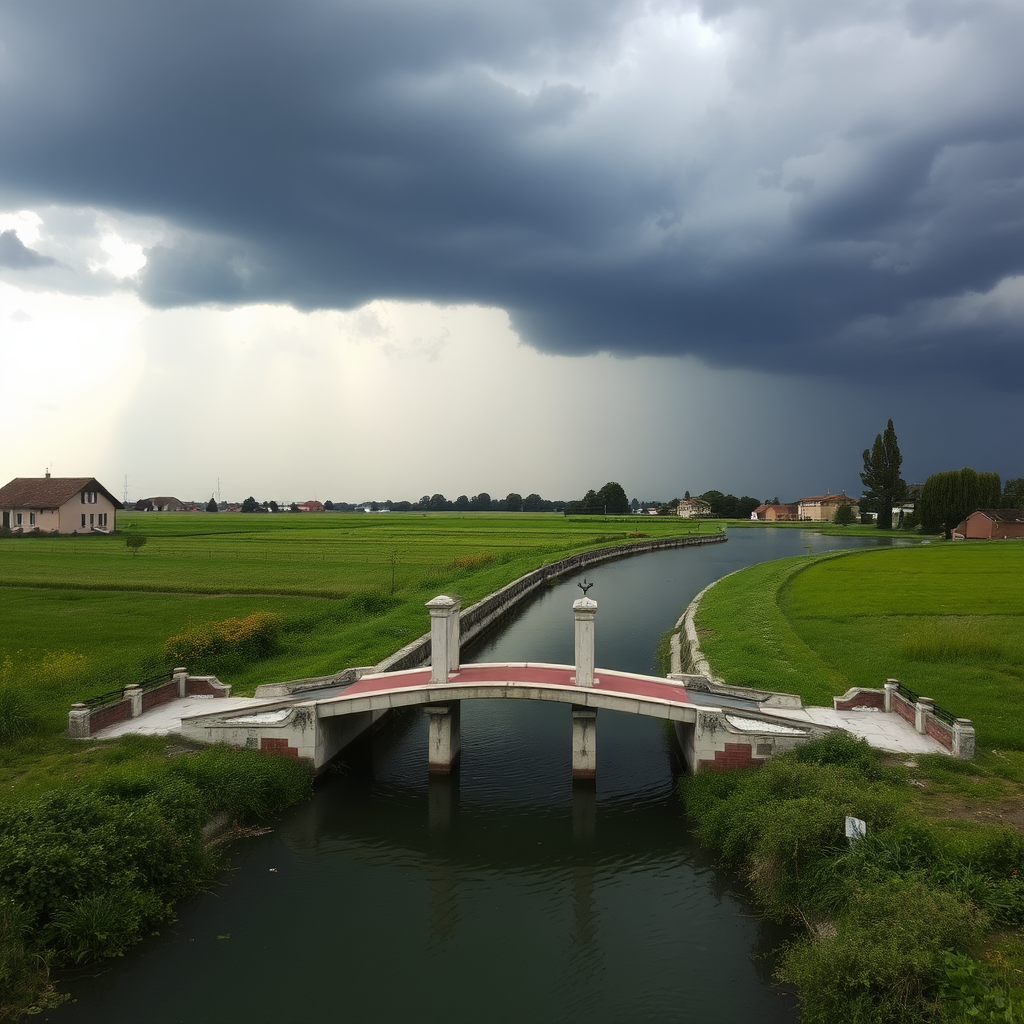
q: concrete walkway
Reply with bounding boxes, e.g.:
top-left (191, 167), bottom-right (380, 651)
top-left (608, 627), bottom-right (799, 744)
top-left (92, 694), bottom-right (278, 739)
top-left (769, 705), bottom-right (948, 756)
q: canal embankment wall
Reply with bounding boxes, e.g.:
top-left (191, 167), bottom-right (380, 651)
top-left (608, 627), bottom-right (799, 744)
top-left (255, 532), bottom-right (726, 699)
top-left (376, 532), bottom-right (727, 673)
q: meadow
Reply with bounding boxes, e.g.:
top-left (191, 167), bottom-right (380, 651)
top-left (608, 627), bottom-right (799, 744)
top-left (0, 511), bottom-right (711, 720)
top-left (694, 543), bottom-right (1024, 750)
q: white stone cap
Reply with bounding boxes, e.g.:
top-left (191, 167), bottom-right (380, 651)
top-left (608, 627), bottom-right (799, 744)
top-left (426, 595), bottom-right (460, 611)
top-left (572, 597), bottom-right (598, 613)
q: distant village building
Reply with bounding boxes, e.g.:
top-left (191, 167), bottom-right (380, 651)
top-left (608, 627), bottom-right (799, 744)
top-left (750, 503), bottom-right (799, 522)
top-left (953, 509), bottom-right (1024, 540)
top-left (297, 500), bottom-right (325, 513)
top-left (0, 475), bottom-right (124, 534)
top-left (135, 496), bottom-right (185, 512)
top-left (797, 493), bottom-right (859, 522)
top-left (676, 498), bottom-right (712, 518)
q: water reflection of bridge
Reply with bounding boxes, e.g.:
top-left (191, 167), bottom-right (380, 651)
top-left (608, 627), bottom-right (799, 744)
top-left (181, 593), bottom-right (832, 775)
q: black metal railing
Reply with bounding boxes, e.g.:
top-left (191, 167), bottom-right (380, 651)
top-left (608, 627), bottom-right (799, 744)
top-left (80, 670), bottom-right (174, 709)
top-left (896, 681), bottom-right (957, 726)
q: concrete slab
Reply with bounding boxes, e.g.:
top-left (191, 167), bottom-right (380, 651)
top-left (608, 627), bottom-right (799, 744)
top-left (91, 695), bottom-right (278, 739)
top-left (769, 706), bottom-right (949, 756)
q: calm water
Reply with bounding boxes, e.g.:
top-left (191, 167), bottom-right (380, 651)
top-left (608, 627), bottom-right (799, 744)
top-left (48, 528), bottom-right (896, 1024)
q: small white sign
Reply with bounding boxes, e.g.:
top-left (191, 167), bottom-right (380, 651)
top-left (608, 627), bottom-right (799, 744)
top-left (845, 816), bottom-right (867, 843)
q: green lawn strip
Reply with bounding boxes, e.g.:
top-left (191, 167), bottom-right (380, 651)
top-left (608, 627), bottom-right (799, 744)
top-left (695, 553), bottom-right (852, 706)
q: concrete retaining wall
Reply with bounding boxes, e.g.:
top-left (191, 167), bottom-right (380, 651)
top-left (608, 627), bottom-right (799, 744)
top-left (375, 532), bottom-right (727, 675)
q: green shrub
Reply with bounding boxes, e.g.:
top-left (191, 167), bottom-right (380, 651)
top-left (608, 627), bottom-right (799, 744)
top-left (164, 611), bottom-right (284, 671)
top-left (779, 877), bottom-right (986, 1024)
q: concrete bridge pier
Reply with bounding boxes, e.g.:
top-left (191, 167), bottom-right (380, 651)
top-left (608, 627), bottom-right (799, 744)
top-left (425, 702), bottom-right (461, 774)
top-left (572, 706), bottom-right (597, 781)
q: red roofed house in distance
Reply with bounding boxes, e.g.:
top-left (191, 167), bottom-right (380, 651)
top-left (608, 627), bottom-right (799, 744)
top-left (0, 473), bottom-right (125, 533)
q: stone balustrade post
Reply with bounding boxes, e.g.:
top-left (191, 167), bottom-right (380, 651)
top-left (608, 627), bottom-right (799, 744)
top-left (124, 685), bottom-right (143, 718)
top-left (914, 696), bottom-right (934, 734)
top-left (427, 596), bottom-right (461, 684)
top-left (953, 718), bottom-right (976, 760)
top-left (573, 596), bottom-right (597, 688)
top-left (173, 666), bottom-right (188, 698)
top-left (884, 678), bottom-right (899, 713)
top-left (68, 702), bottom-right (91, 738)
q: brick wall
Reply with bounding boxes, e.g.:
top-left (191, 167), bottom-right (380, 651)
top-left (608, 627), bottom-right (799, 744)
top-left (89, 701), bottom-right (131, 733)
top-left (187, 677), bottom-right (225, 696)
top-left (142, 681), bottom-right (178, 712)
top-left (698, 742), bottom-right (765, 771)
top-left (926, 716), bottom-right (954, 750)
top-left (834, 690), bottom-right (885, 711)
top-left (893, 693), bottom-right (916, 725)
top-left (260, 736), bottom-right (300, 759)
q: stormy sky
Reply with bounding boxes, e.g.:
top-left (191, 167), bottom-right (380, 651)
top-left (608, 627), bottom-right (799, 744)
top-left (1, 0), bottom-right (1021, 504)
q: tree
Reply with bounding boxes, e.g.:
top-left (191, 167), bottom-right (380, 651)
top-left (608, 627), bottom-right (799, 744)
top-left (1001, 478), bottom-right (1024, 509)
top-left (735, 496), bottom-right (761, 520)
top-left (919, 468), bottom-right (1002, 538)
top-left (205, 498), bottom-right (218, 513)
top-left (240, 496), bottom-right (259, 513)
top-left (289, 501), bottom-right (299, 512)
top-left (522, 492), bottom-right (544, 512)
top-left (269, 500), bottom-right (279, 513)
top-left (125, 533), bottom-right (147, 556)
top-left (454, 494), bottom-right (470, 511)
top-left (833, 503), bottom-right (856, 526)
top-left (470, 492), bottom-right (492, 512)
top-left (860, 419), bottom-right (907, 530)
top-left (596, 482), bottom-right (630, 514)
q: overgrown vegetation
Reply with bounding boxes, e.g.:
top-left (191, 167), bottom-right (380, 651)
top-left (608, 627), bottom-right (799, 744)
top-left (164, 611), bottom-right (284, 672)
top-left (0, 742), bottom-right (311, 1017)
top-left (681, 736), bottom-right (1024, 1023)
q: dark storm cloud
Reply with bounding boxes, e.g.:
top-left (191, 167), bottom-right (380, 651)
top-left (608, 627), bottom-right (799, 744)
top-left (1, 0), bottom-right (1022, 384)
top-left (0, 230), bottom-right (55, 269)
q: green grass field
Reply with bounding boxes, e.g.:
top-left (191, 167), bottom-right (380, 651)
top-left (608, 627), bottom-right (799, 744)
top-left (0, 511), bottom-right (712, 709)
top-left (695, 543), bottom-right (1024, 750)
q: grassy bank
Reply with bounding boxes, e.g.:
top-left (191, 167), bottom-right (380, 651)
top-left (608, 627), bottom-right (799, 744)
top-left (687, 542), bottom-right (1024, 1019)
top-left (681, 735), bottom-right (1024, 1023)
top-left (694, 544), bottom-right (1024, 750)
top-left (0, 742), bottom-right (311, 1017)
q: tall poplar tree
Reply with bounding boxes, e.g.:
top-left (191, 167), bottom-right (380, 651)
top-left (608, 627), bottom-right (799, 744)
top-left (860, 419), bottom-right (907, 529)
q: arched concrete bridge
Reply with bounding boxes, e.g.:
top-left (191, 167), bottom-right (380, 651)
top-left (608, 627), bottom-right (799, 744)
top-left (179, 593), bottom-right (839, 777)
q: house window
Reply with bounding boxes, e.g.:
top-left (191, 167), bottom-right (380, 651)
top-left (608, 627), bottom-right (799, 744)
top-left (81, 513), bottom-right (86, 528)
top-left (29, 513), bottom-right (35, 526)
top-left (15, 513), bottom-right (22, 526)
top-left (89, 513), bottom-right (94, 527)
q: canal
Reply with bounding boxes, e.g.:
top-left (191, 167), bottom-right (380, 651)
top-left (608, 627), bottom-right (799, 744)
top-left (48, 528), bottom-right (898, 1023)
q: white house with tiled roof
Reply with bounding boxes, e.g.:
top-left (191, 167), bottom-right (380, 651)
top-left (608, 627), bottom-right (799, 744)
top-left (0, 474), bottom-right (124, 533)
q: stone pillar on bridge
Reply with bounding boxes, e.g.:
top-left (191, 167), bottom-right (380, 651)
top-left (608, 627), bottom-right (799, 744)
top-left (427, 595), bottom-right (462, 684)
top-left (424, 702), bottom-right (461, 774)
top-left (572, 706), bottom-right (597, 781)
top-left (573, 596), bottom-right (597, 688)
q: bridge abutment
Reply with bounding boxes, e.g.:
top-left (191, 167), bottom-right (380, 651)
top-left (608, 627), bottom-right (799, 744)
top-left (425, 701), bottom-right (461, 774)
